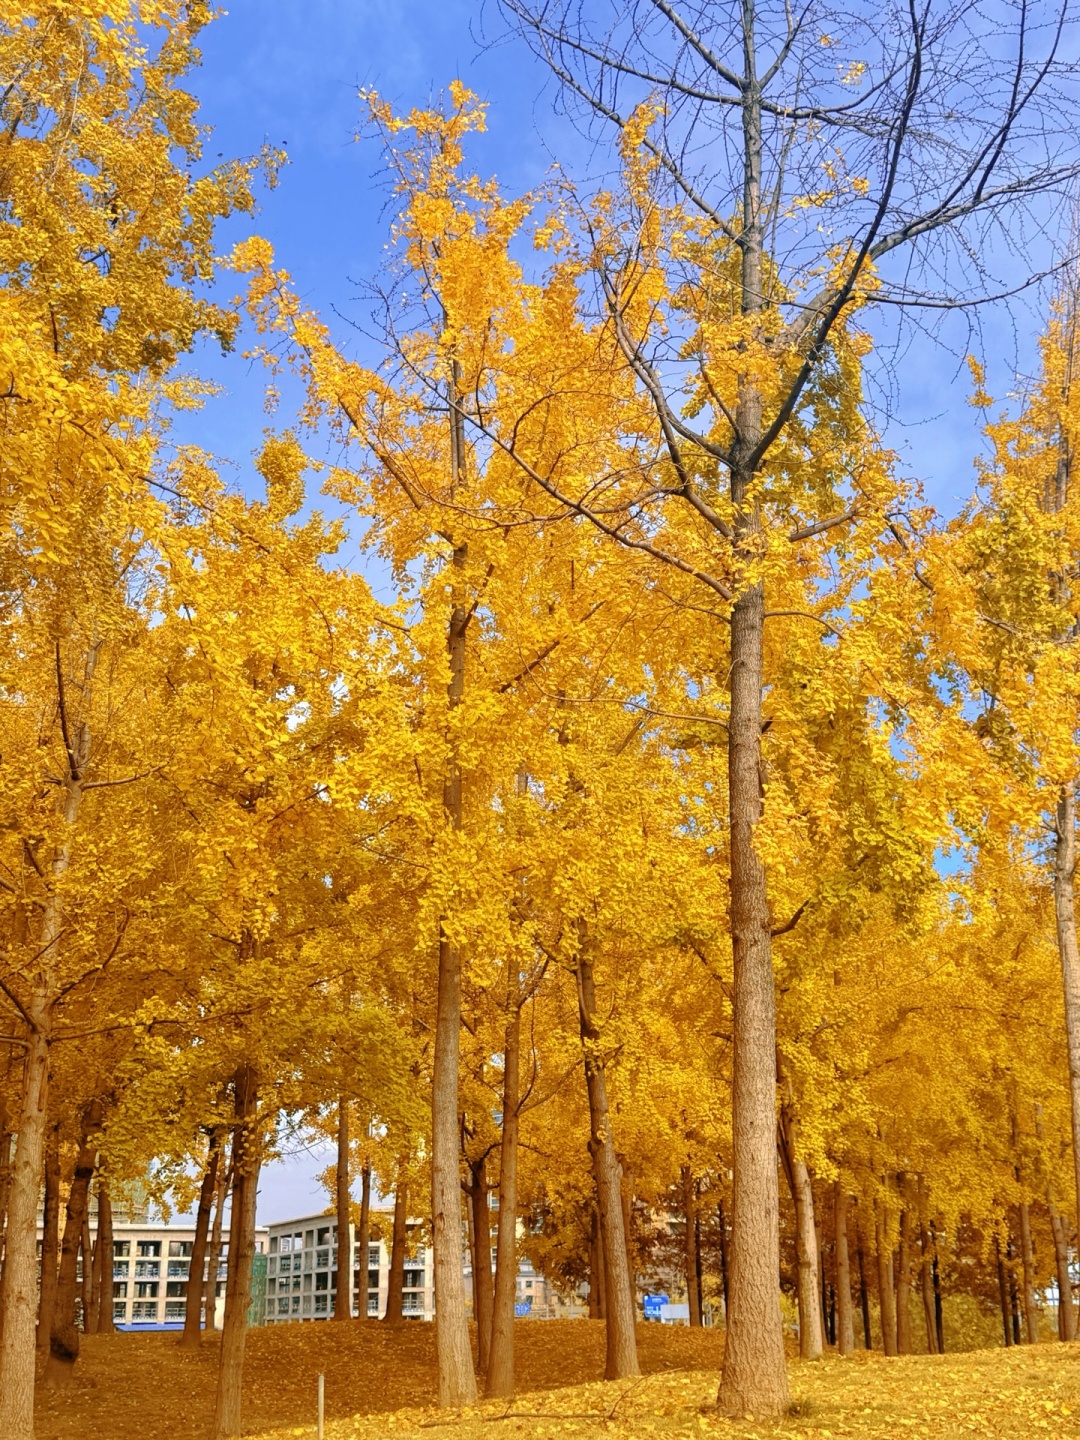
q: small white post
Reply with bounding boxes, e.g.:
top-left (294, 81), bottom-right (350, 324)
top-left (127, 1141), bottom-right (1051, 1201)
top-left (317, 1372), bottom-right (325, 1440)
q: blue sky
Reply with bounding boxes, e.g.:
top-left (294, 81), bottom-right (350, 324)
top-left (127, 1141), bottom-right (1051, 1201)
top-left (173, 1), bottom-right (1048, 1223)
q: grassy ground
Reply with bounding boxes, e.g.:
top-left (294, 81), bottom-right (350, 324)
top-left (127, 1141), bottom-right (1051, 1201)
top-left (32, 1321), bottom-right (1080, 1440)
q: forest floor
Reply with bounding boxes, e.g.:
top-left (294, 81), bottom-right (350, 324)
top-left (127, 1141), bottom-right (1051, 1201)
top-left (32, 1320), bottom-right (1080, 1440)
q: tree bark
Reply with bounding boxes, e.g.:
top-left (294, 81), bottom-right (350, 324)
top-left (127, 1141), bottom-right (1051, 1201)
top-left (183, 1135), bottom-right (220, 1348)
top-left (94, 1179), bottom-right (114, 1336)
top-left (46, 1098), bottom-right (102, 1386)
top-left (683, 1168), bottom-right (702, 1327)
top-left (1055, 784), bottom-right (1080, 1247)
top-left (855, 1218), bottom-right (872, 1349)
top-left (778, 1108), bottom-right (823, 1360)
top-left (357, 1161), bottom-right (372, 1320)
top-left (466, 1153), bottom-right (494, 1369)
top-left (384, 1176), bottom-right (408, 1323)
top-left (1018, 1201), bottom-right (1040, 1344)
top-left (81, 1212), bottom-right (96, 1335)
top-left (717, 1200), bottom-right (730, 1321)
top-left (430, 518), bottom-right (478, 1407)
top-left (933, 1248), bottom-right (945, 1354)
top-left (876, 1211), bottom-right (897, 1356)
top-left (997, 1240), bottom-right (1013, 1346)
top-left (834, 1185), bottom-right (854, 1357)
top-left (919, 1225), bottom-right (938, 1355)
top-left (214, 1064), bottom-right (260, 1440)
top-left (895, 1204), bottom-right (912, 1355)
top-left (575, 932), bottom-right (638, 1380)
top-left (1049, 1200), bottom-right (1076, 1340)
top-left (588, 1210), bottom-right (605, 1320)
top-left (205, 1149), bottom-right (229, 1331)
top-left (334, 1094), bottom-right (352, 1321)
top-left (487, 1003), bottom-right (521, 1399)
top-left (37, 1124), bottom-right (61, 1367)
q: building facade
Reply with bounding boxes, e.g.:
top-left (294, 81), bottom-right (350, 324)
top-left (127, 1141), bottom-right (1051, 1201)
top-left (264, 1211), bottom-right (434, 1323)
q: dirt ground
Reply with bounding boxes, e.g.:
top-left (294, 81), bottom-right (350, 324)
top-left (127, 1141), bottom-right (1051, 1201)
top-left (33, 1319), bottom-right (724, 1440)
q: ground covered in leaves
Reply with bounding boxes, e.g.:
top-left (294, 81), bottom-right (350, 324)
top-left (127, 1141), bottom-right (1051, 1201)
top-left (33, 1321), bottom-right (1080, 1439)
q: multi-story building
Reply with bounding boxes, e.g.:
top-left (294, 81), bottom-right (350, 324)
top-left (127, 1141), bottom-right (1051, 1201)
top-left (264, 1211), bottom-right (434, 1323)
top-left (38, 1217), bottom-right (269, 1330)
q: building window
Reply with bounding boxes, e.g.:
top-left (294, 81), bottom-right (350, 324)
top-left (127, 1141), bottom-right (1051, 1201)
top-left (302, 1274), bottom-right (312, 1293)
top-left (368, 1246), bottom-right (380, 1267)
top-left (113, 1282), bottom-right (128, 1299)
top-left (135, 1282), bottom-right (159, 1299)
top-left (137, 1241), bottom-right (161, 1258)
top-left (135, 1261), bottom-right (160, 1279)
top-left (165, 1281), bottom-right (187, 1298)
top-left (113, 1263), bottom-right (129, 1280)
top-left (270, 1237), bottom-right (279, 1254)
top-left (315, 1249), bottom-right (329, 1270)
top-left (113, 1301), bottom-right (127, 1321)
top-left (317, 1227), bottom-right (330, 1246)
top-left (167, 1261), bottom-right (189, 1279)
top-left (164, 1301), bottom-right (186, 1321)
top-left (367, 1293), bottom-right (378, 1314)
top-left (291, 1296), bottom-right (301, 1314)
top-left (278, 1298), bottom-right (290, 1315)
top-left (314, 1294), bottom-right (328, 1314)
top-left (114, 1241), bottom-right (130, 1257)
top-left (315, 1272), bottom-right (328, 1292)
top-left (304, 1230), bottom-right (314, 1248)
top-left (168, 1241), bottom-right (193, 1257)
top-left (132, 1301), bottom-right (157, 1321)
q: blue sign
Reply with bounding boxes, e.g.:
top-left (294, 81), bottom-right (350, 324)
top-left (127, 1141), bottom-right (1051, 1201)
top-left (643, 1293), bottom-right (669, 1319)
top-left (514, 1299), bottom-right (532, 1317)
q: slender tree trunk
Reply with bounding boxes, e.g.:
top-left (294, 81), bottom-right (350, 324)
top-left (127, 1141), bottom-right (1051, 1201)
top-left (334, 1094), bottom-right (352, 1321)
top-left (430, 517), bottom-right (478, 1406)
top-left (778, 1110), bottom-right (823, 1360)
top-left (919, 1226), bottom-right (938, 1355)
top-left (94, 1180), bottom-right (114, 1336)
top-left (683, 1168), bottom-right (702, 1327)
top-left (621, 1165), bottom-right (638, 1310)
top-left (487, 1003), bottom-right (521, 1399)
top-left (467, 1155), bottom-right (494, 1369)
top-left (1008, 1244), bottom-right (1022, 1345)
top-left (834, 1185), bottom-right (854, 1357)
top-left (81, 1212), bottom-right (96, 1335)
top-left (384, 1177), bottom-right (407, 1323)
top-left (855, 1219), bottom-right (872, 1349)
top-left (36, 1124), bottom-right (61, 1367)
top-left (205, 1151), bottom-right (229, 1331)
top-left (997, 1240), bottom-right (1013, 1346)
top-left (1049, 1200), bottom-right (1076, 1340)
top-left (46, 1099), bottom-right (102, 1386)
top-left (1018, 1202), bottom-right (1040, 1344)
top-left (1055, 785), bottom-right (1080, 1244)
top-left (876, 1212), bottom-right (897, 1356)
top-left (932, 1248), bottom-right (945, 1354)
top-left (895, 1204), bottom-right (912, 1355)
top-left (357, 1161), bottom-right (372, 1321)
top-left (213, 1063), bottom-right (260, 1440)
top-left (575, 934), bottom-right (638, 1380)
top-left (717, 1201), bottom-right (730, 1321)
top-left (183, 1135), bottom-right (220, 1348)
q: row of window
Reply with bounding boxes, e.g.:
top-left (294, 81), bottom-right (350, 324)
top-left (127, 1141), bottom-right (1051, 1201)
top-left (270, 1291), bottom-right (425, 1319)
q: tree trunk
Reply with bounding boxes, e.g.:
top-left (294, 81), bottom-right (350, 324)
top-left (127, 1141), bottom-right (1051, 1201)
top-left (213, 1064), bottom-right (260, 1440)
top-left (919, 1226), bottom-right (938, 1355)
top-left (183, 1135), bottom-right (220, 1348)
top-left (0, 1026), bottom-right (50, 1439)
top-left (94, 1180), bottom-right (114, 1336)
top-left (1055, 784), bottom-right (1080, 1246)
top-left (467, 1154), bottom-right (494, 1369)
top-left (621, 1165), bottom-right (638, 1311)
top-left (487, 1003), bottom-right (521, 1399)
top-left (933, 1248), bottom-right (945, 1354)
top-left (1049, 1200), bottom-right (1076, 1340)
top-left (683, 1168), bottom-right (702, 1327)
top-left (334, 1095), bottom-right (352, 1321)
top-left (575, 934), bottom-right (638, 1380)
top-left (205, 1150), bottom-right (229, 1331)
top-left (1018, 1201), bottom-right (1040, 1344)
top-left (430, 519), bottom-right (478, 1407)
top-left (876, 1211), bottom-right (897, 1356)
top-left (855, 1218), bottom-right (872, 1349)
top-left (834, 1185), bottom-right (854, 1357)
top-left (384, 1177), bottom-right (407, 1323)
top-left (895, 1204), bottom-right (912, 1355)
top-left (1008, 1243), bottom-right (1022, 1345)
top-left (81, 1212), bottom-right (96, 1335)
top-left (357, 1161), bottom-right (372, 1320)
top-left (997, 1240), bottom-right (1013, 1346)
top-left (46, 1098), bottom-right (102, 1386)
top-left (37, 1124), bottom-right (61, 1368)
top-left (778, 1108), bottom-right (823, 1360)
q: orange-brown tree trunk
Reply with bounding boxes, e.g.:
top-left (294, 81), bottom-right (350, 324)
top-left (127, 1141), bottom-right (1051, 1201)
top-left (778, 1106), bottom-right (823, 1360)
top-left (36, 1123), bottom-right (61, 1367)
top-left (183, 1135), bottom-right (220, 1348)
top-left (46, 1098), bottom-right (102, 1386)
top-left (487, 1004), bottom-right (521, 1398)
top-left (1049, 1200), bottom-right (1076, 1340)
top-left (384, 1177), bottom-right (408, 1323)
top-left (81, 1213), bottom-right (95, 1334)
top-left (94, 1179), bottom-right (115, 1336)
top-left (213, 1064), bottom-right (260, 1440)
top-left (356, 1160), bottom-right (372, 1320)
top-left (834, 1185), bottom-right (854, 1357)
top-left (1018, 1201), bottom-right (1040, 1344)
top-left (895, 1203), bottom-right (912, 1355)
top-left (876, 1211), bottom-right (897, 1356)
top-left (682, 1168), bottom-right (702, 1326)
top-left (334, 1094), bottom-right (352, 1321)
top-left (204, 1151), bottom-right (229, 1331)
top-left (466, 1153), bottom-right (494, 1370)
